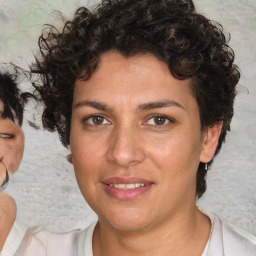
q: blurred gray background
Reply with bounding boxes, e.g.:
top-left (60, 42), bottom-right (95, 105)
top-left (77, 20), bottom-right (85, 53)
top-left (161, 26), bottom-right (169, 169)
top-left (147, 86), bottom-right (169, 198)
top-left (1, 0), bottom-right (256, 235)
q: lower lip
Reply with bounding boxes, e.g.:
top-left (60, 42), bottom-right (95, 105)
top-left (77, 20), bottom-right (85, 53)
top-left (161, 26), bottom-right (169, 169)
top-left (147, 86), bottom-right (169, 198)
top-left (102, 184), bottom-right (153, 200)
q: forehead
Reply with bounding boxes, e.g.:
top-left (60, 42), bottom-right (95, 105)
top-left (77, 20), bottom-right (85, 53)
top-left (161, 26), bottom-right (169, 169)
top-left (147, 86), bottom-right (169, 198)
top-left (0, 101), bottom-right (3, 111)
top-left (73, 51), bottom-right (197, 111)
top-left (0, 100), bottom-right (18, 125)
top-left (0, 101), bottom-right (4, 117)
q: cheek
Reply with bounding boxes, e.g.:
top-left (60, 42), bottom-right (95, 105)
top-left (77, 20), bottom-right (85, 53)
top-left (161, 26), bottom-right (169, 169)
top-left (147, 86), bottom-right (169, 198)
top-left (0, 137), bottom-right (24, 174)
top-left (70, 135), bottom-right (106, 205)
top-left (70, 131), bottom-right (106, 182)
top-left (146, 132), bottom-right (202, 173)
top-left (72, 133), bottom-right (105, 162)
top-left (12, 132), bottom-right (25, 172)
top-left (16, 134), bottom-right (25, 162)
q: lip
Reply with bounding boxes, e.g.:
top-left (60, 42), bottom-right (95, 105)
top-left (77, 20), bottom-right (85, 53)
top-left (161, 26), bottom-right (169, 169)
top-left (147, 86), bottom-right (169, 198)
top-left (102, 177), bottom-right (153, 200)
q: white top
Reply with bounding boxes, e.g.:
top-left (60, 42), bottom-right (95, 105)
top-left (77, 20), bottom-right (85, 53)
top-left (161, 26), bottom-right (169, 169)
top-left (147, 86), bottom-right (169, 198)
top-left (2, 211), bottom-right (256, 256)
top-left (0, 222), bottom-right (27, 256)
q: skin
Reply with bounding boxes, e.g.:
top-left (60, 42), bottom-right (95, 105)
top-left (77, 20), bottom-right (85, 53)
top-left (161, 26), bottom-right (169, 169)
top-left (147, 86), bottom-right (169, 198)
top-left (0, 193), bottom-right (16, 250)
top-left (0, 100), bottom-right (24, 250)
top-left (0, 101), bottom-right (24, 180)
top-left (70, 51), bottom-right (222, 256)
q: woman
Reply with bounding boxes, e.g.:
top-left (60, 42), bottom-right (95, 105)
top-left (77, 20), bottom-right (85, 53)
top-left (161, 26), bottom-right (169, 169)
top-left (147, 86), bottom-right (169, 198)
top-left (0, 70), bottom-right (26, 252)
top-left (2, 0), bottom-right (256, 255)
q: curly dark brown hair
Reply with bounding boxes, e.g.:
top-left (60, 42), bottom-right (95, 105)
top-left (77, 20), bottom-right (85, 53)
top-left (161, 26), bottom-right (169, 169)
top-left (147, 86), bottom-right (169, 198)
top-left (31, 0), bottom-right (240, 198)
top-left (0, 69), bottom-right (27, 126)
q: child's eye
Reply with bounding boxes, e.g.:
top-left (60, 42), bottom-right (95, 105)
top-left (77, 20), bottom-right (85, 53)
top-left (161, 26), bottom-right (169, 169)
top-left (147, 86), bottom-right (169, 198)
top-left (84, 115), bottom-right (111, 125)
top-left (0, 133), bottom-right (14, 138)
top-left (146, 116), bottom-right (173, 126)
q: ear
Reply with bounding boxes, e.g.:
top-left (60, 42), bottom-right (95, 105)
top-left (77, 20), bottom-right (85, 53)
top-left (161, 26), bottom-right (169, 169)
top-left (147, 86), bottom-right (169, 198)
top-left (200, 122), bottom-right (223, 163)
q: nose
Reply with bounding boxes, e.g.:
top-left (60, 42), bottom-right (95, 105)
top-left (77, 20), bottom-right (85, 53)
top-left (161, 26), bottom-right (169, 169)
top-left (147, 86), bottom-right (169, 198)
top-left (106, 126), bottom-right (146, 167)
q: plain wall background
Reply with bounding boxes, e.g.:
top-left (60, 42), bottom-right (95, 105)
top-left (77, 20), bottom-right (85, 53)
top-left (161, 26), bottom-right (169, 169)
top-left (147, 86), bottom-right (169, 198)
top-left (1, 0), bottom-right (255, 234)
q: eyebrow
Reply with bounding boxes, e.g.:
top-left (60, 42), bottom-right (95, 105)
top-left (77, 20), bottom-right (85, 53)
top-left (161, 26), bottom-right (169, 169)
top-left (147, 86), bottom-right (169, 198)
top-left (137, 100), bottom-right (184, 112)
top-left (74, 99), bottom-right (184, 112)
top-left (74, 100), bottom-right (113, 112)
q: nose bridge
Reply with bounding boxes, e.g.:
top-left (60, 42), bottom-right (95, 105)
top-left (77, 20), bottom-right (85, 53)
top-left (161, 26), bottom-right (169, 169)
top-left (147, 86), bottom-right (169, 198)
top-left (106, 123), bottom-right (145, 167)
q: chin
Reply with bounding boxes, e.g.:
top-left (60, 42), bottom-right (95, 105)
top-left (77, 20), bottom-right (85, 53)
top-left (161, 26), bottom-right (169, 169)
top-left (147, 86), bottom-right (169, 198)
top-left (99, 209), bottom-right (153, 232)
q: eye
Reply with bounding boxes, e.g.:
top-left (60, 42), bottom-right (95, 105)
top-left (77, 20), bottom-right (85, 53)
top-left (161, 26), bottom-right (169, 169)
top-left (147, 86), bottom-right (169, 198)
top-left (0, 133), bottom-right (14, 139)
top-left (84, 115), bottom-right (111, 125)
top-left (146, 115), bottom-right (173, 126)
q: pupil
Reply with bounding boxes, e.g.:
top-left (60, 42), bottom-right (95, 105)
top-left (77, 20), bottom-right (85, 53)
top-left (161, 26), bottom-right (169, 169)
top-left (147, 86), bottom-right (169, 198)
top-left (93, 116), bottom-right (103, 124)
top-left (154, 116), bottom-right (165, 125)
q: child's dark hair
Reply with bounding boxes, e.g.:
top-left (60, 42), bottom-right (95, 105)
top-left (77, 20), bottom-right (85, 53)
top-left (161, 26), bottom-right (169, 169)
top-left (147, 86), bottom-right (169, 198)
top-left (0, 70), bottom-right (27, 126)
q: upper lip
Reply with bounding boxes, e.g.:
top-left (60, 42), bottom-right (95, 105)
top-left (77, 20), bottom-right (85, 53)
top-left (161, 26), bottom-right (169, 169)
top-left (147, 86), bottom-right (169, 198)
top-left (102, 177), bottom-right (153, 185)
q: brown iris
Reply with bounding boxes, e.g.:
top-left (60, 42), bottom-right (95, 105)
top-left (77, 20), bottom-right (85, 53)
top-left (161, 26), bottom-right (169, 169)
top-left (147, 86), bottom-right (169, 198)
top-left (154, 116), bottom-right (166, 125)
top-left (92, 116), bottom-right (104, 125)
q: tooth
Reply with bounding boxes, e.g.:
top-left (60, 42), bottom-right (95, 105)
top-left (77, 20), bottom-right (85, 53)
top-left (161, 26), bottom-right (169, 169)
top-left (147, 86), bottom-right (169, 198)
top-left (113, 184), bottom-right (125, 189)
top-left (126, 184), bottom-right (135, 189)
top-left (110, 183), bottom-right (147, 189)
top-left (119, 184), bottom-right (126, 189)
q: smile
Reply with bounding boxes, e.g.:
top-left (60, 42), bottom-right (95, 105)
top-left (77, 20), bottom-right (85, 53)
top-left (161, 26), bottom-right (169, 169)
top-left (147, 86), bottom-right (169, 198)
top-left (108, 183), bottom-right (146, 189)
top-left (102, 178), bottom-right (153, 200)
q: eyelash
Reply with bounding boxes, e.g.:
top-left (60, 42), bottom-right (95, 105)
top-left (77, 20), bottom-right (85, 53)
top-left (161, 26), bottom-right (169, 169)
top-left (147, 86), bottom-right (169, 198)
top-left (82, 114), bottom-right (111, 126)
top-left (144, 115), bottom-right (174, 127)
top-left (82, 114), bottom-right (174, 127)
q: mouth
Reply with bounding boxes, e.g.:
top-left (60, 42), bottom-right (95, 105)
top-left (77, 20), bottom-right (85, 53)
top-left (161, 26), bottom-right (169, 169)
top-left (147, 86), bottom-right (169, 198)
top-left (108, 183), bottom-right (147, 190)
top-left (102, 177), bottom-right (153, 200)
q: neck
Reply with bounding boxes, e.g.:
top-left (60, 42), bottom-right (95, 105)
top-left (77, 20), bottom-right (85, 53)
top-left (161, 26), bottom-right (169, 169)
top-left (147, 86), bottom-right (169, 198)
top-left (93, 206), bottom-right (211, 256)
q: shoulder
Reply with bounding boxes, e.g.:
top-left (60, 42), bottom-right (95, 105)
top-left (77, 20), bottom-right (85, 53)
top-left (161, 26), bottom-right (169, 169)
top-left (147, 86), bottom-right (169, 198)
top-left (2, 221), bottom-right (97, 256)
top-left (1, 221), bottom-right (27, 256)
top-left (2, 222), bottom-right (81, 256)
top-left (78, 221), bottom-right (97, 256)
top-left (210, 214), bottom-right (256, 256)
top-left (16, 227), bottom-right (81, 256)
top-left (221, 218), bottom-right (256, 255)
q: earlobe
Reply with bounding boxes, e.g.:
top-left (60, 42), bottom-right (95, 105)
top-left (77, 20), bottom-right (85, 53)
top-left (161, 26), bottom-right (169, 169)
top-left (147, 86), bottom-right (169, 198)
top-left (200, 122), bottom-right (223, 163)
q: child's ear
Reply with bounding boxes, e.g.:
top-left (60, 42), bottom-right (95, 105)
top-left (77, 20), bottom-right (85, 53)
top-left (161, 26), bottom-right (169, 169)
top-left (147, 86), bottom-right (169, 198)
top-left (200, 122), bottom-right (223, 163)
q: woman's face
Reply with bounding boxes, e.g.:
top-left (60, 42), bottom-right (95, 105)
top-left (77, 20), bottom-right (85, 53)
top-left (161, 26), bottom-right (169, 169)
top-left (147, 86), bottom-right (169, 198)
top-left (0, 101), bottom-right (24, 182)
top-left (70, 51), bottom-right (220, 231)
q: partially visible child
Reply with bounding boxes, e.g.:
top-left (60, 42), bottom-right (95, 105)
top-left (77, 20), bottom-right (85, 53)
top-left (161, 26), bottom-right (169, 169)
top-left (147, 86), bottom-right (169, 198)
top-left (0, 70), bottom-right (26, 251)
